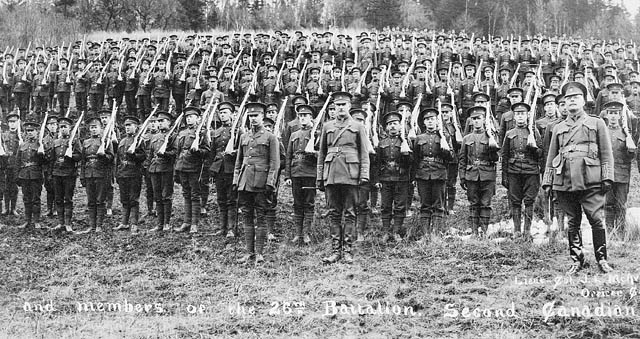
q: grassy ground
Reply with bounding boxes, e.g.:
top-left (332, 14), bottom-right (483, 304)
top-left (1, 166), bottom-right (640, 338)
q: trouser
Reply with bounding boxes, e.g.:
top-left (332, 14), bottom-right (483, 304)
top-left (108, 94), bottom-right (123, 110)
top-left (137, 95), bottom-right (151, 119)
top-left (85, 177), bottom-right (108, 228)
top-left (117, 176), bottom-right (142, 225)
top-left (369, 183), bottom-right (379, 209)
top-left (44, 171), bottom-right (55, 214)
top-left (214, 172), bottom-right (237, 232)
top-left (199, 167), bottom-right (210, 209)
top-left (75, 92), bottom-right (87, 113)
top-left (33, 96), bottom-right (49, 114)
top-left (325, 184), bottom-right (358, 253)
top-left (53, 175), bottom-right (76, 225)
top-left (380, 180), bottom-right (410, 236)
top-left (106, 175), bottom-right (114, 210)
top-left (507, 173), bottom-right (539, 233)
top-left (417, 179), bottom-right (446, 235)
top-left (88, 93), bottom-right (104, 112)
top-left (124, 91), bottom-right (136, 115)
top-left (14, 92), bottom-right (29, 115)
top-left (355, 183), bottom-right (370, 234)
top-left (180, 171), bottom-right (201, 225)
top-left (556, 186), bottom-right (608, 263)
top-left (172, 92), bottom-right (185, 115)
top-left (265, 184), bottom-right (279, 235)
top-left (445, 162), bottom-right (458, 212)
top-left (238, 190), bottom-right (268, 254)
top-left (143, 169), bottom-right (154, 212)
top-left (153, 96), bottom-right (170, 112)
top-left (57, 92), bottom-right (70, 113)
top-left (1, 168), bottom-right (18, 211)
top-left (20, 178), bottom-right (43, 224)
top-left (466, 180), bottom-right (496, 233)
top-left (291, 177), bottom-right (316, 235)
top-left (150, 171), bottom-right (174, 226)
top-left (605, 182), bottom-right (629, 233)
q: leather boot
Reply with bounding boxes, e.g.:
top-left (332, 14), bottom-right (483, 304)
top-left (302, 209), bottom-right (313, 244)
top-left (149, 203), bottom-right (163, 232)
top-left (255, 222), bottom-right (267, 259)
top-left (291, 210), bottom-right (303, 244)
top-left (88, 208), bottom-right (97, 233)
top-left (592, 228), bottom-right (608, 263)
top-left (266, 211), bottom-right (277, 241)
top-left (511, 206), bottom-right (522, 235)
top-left (33, 202), bottom-right (42, 229)
top-left (214, 208), bottom-right (228, 236)
top-left (96, 206), bottom-right (105, 232)
top-left (53, 205), bottom-right (65, 230)
top-left (523, 206), bottom-right (533, 239)
top-left (568, 228), bottom-right (585, 265)
top-left (322, 219), bottom-right (342, 264)
top-left (114, 207), bottom-right (131, 231)
top-left (163, 201), bottom-right (172, 230)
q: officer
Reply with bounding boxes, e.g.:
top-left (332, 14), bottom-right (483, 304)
top-left (284, 104), bottom-right (317, 245)
top-left (114, 116), bottom-right (146, 234)
top-left (209, 102), bottom-right (238, 238)
top-left (316, 92), bottom-right (370, 264)
top-left (413, 108), bottom-right (454, 240)
top-left (16, 118), bottom-right (46, 229)
top-left (542, 82), bottom-right (614, 274)
top-left (50, 116), bottom-right (81, 232)
top-left (350, 108), bottom-right (373, 241)
top-left (174, 106), bottom-right (210, 234)
top-left (80, 115), bottom-right (114, 233)
top-left (233, 102), bottom-right (280, 265)
top-left (376, 111), bottom-right (413, 242)
top-left (501, 102), bottom-right (543, 239)
top-left (147, 111), bottom-right (176, 232)
top-left (262, 115), bottom-right (286, 241)
top-left (459, 106), bottom-right (500, 235)
top-left (601, 101), bottom-right (635, 237)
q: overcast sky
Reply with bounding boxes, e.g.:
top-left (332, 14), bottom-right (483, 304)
top-left (622, 0), bottom-right (639, 18)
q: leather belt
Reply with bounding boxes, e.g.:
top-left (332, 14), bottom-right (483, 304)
top-left (422, 156), bottom-right (443, 163)
top-left (327, 146), bottom-right (357, 154)
top-left (472, 160), bottom-right (492, 166)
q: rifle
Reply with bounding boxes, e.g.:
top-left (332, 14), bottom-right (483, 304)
top-left (41, 58), bottom-right (53, 85)
top-left (224, 87), bottom-right (252, 154)
top-left (407, 93), bottom-right (423, 139)
top-left (273, 97), bottom-right (288, 140)
top-left (485, 102), bottom-right (498, 148)
top-left (509, 63), bottom-right (521, 87)
top-left (473, 59), bottom-right (483, 93)
top-left (64, 111), bottom-right (84, 157)
top-left (340, 62), bottom-right (346, 91)
top-left (97, 102), bottom-right (118, 155)
top-left (399, 59), bottom-right (415, 98)
top-left (129, 105), bottom-right (159, 153)
top-left (274, 62), bottom-right (285, 93)
top-left (65, 55), bottom-right (73, 83)
top-left (355, 64), bottom-right (371, 95)
top-left (191, 100), bottom-right (216, 152)
top-left (371, 93), bottom-right (382, 148)
top-left (295, 60), bottom-right (308, 94)
top-left (180, 46), bottom-right (200, 82)
top-left (304, 94), bottom-right (332, 153)
top-left (158, 111), bottom-right (184, 155)
top-left (0, 130), bottom-right (5, 157)
top-left (436, 100), bottom-right (451, 152)
top-left (17, 118), bottom-right (23, 146)
top-left (527, 86), bottom-right (539, 148)
top-left (399, 98), bottom-right (412, 154)
top-left (449, 95), bottom-right (464, 144)
top-left (37, 111), bottom-right (49, 154)
top-left (97, 56), bottom-right (114, 85)
top-left (622, 104), bottom-right (638, 151)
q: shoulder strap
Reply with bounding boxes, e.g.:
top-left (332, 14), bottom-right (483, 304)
top-left (329, 122), bottom-right (354, 148)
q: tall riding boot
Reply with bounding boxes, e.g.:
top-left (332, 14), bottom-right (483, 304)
top-left (190, 200), bottom-right (200, 233)
top-left (130, 206), bottom-right (139, 234)
top-left (244, 210), bottom-right (255, 255)
top-left (266, 210), bottom-right (277, 240)
top-left (567, 228), bottom-right (585, 264)
top-left (215, 207), bottom-right (228, 236)
top-left (356, 213), bottom-right (368, 242)
top-left (511, 206), bottom-right (522, 235)
top-left (64, 206), bottom-right (73, 232)
top-left (323, 218), bottom-right (342, 264)
top-left (343, 224), bottom-right (354, 264)
top-left (164, 201), bottom-right (172, 231)
top-left (291, 209), bottom-right (304, 244)
top-left (592, 228), bottom-right (608, 263)
top-left (392, 216), bottom-right (405, 239)
top-left (302, 208), bottom-right (314, 244)
top-left (523, 206), bottom-right (534, 239)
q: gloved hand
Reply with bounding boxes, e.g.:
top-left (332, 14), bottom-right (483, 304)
top-left (358, 178), bottom-right (369, 186)
top-left (460, 179), bottom-right (467, 191)
top-left (601, 181), bottom-right (612, 194)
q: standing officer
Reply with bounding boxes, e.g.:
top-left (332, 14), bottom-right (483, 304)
top-left (542, 82), bottom-right (614, 274)
top-left (233, 102), bottom-right (280, 265)
top-left (501, 102), bottom-right (543, 239)
top-left (459, 106), bottom-right (500, 235)
top-left (284, 104), bottom-right (317, 245)
top-left (601, 101), bottom-right (635, 237)
top-left (50, 116), bottom-right (81, 232)
top-left (210, 102), bottom-right (238, 238)
top-left (80, 115), bottom-right (114, 233)
top-left (174, 106), bottom-right (210, 234)
top-left (376, 111), bottom-right (413, 242)
top-left (316, 92), bottom-right (370, 264)
top-left (147, 111), bottom-right (176, 232)
top-left (113, 116), bottom-right (146, 234)
top-left (16, 118), bottom-right (46, 229)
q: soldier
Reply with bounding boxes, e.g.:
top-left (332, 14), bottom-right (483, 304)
top-left (55, 58), bottom-right (73, 114)
top-left (441, 103), bottom-right (461, 214)
top-left (501, 102), bottom-right (543, 239)
top-left (124, 56), bottom-right (138, 116)
top-left (542, 82), bottom-right (614, 274)
top-left (459, 106), bottom-right (500, 234)
top-left (1, 112), bottom-right (20, 216)
top-left (535, 93), bottom-right (558, 136)
top-left (174, 106), bottom-right (210, 234)
top-left (16, 118), bottom-right (46, 229)
top-left (43, 115), bottom-right (58, 217)
top-left (233, 102), bottom-right (280, 265)
top-left (375, 111), bottom-right (413, 242)
top-left (349, 108), bottom-right (374, 241)
top-left (262, 116), bottom-right (286, 241)
top-left (498, 87), bottom-right (524, 144)
top-left (601, 101), bottom-right (635, 237)
top-left (147, 111), bottom-right (176, 232)
top-left (141, 116), bottom-right (158, 217)
top-left (210, 102), bottom-right (238, 238)
top-left (316, 92), bottom-right (370, 264)
top-left (113, 116), bottom-right (146, 234)
top-left (284, 104), bottom-right (317, 245)
top-left (50, 116), bottom-right (81, 232)
top-left (87, 61), bottom-right (106, 112)
top-left (151, 57), bottom-right (171, 111)
top-left (12, 57), bottom-right (32, 116)
top-left (80, 115), bottom-right (114, 233)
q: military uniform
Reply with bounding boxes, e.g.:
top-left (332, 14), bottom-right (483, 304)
top-left (51, 117), bottom-right (82, 231)
top-left (74, 65), bottom-right (89, 113)
top-left (16, 120), bottom-right (46, 228)
top-left (501, 103), bottom-right (543, 237)
top-left (114, 117), bottom-right (146, 233)
top-left (459, 106), bottom-right (500, 233)
top-left (233, 103), bottom-right (280, 264)
top-left (0, 123), bottom-right (20, 215)
top-left (542, 82), bottom-right (614, 274)
top-left (146, 111), bottom-right (176, 231)
top-left (316, 92), bottom-right (370, 264)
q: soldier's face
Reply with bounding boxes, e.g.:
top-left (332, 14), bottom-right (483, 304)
top-left (89, 124), bottom-right (101, 136)
top-left (263, 124), bottom-right (273, 133)
top-left (607, 110), bottom-right (621, 126)
top-left (47, 122), bottom-right (58, 133)
top-left (565, 94), bottom-right (585, 113)
top-left (424, 116), bottom-right (437, 130)
top-left (442, 109), bottom-right (452, 122)
top-left (248, 113), bottom-right (263, 126)
top-left (298, 114), bottom-right (312, 126)
top-left (266, 111), bottom-right (277, 121)
top-left (8, 119), bottom-right (18, 131)
top-left (500, 72), bottom-right (509, 81)
top-left (218, 109), bottom-right (231, 123)
top-left (335, 101), bottom-right (351, 118)
top-left (609, 90), bottom-right (624, 101)
top-left (386, 120), bottom-right (400, 135)
top-left (264, 57), bottom-right (272, 64)
top-left (186, 114), bottom-right (198, 126)
top-left (514, 109), bottom-right (528, 126)
top-left (632, 85), bottom-right (640, 94)
top-left (125, 123), bottom-right (137, 134)
top-left (158, 118), bottom-right (170, 129)
top-left (509, 94), bottom-right (522, 105)
top-left (26, 128), bottom-right (37, 138)
top-left (59, 124), bottom-right (70, 136)
top-left (544, 102), bottom-right (557, 115)
top-left (328, 106), bottom-right (336, 119)
top-left (471, 116), bottom-right (484, 129)
top-left (149, 120), bottom-right (158, 131)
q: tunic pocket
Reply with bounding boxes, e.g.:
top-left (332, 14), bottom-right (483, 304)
top-left (583, 157), bottom-right (601, 185)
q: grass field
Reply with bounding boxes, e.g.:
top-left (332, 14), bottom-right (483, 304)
top-left (1, 164), bottom-right (640, 338)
